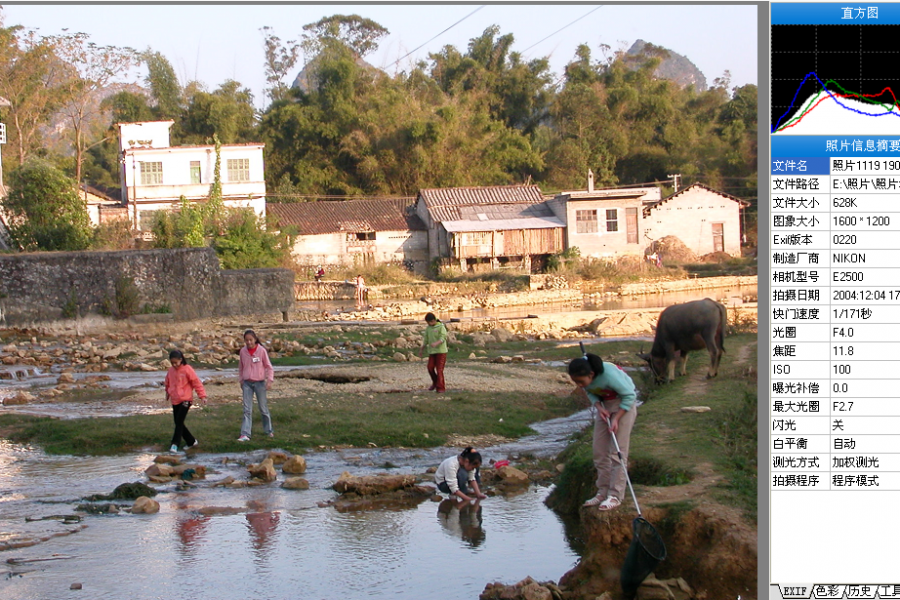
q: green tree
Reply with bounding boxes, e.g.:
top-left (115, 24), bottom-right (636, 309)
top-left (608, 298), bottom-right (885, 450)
top-left (181, 80), bottom-right (256, 144)
top-left (2, 158), bottom-right (92, 250)
top-left (261, 26), bottom-right (300, 103)
top-left (141, 49), bottom-right (183, 119)
top-left (212, 210), bottom-right (293, 269)
top-left (301, 14), bottom-right (388, 58)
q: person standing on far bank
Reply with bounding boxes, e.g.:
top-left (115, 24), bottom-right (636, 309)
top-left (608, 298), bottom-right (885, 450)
top-left (419, 312), bottom-right (448, 393)
top-left (237, 329), bottom-right (274, 442)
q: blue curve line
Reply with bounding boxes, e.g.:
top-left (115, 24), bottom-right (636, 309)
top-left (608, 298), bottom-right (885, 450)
top-left (772, 72), bottom-right (900, 133)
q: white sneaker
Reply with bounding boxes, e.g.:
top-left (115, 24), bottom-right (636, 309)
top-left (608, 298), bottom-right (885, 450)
top-left (237, 435), bottom-right (250, 442)
top-left (183, 440), bottom-right (199, 450)
top-left (169, 445), bottom-right (179, 454)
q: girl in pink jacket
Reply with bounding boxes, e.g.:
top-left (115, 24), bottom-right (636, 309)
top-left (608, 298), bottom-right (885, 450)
top-left (237, 329), bottom-right (274, 441)
top-left (164, 349), bottom-right (207, 453)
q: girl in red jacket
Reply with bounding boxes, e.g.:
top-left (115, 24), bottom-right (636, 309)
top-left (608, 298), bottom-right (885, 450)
top-left (164, 349), bottom-right (207, 454)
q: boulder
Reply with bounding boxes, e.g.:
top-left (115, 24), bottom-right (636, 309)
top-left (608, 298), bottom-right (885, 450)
top-left (131, 496), bottom-right (160, 514)
top-left (2, 391), bottom-right (34, 405)
top-left (332, 472), bottom-right (417, 495)
top-left (392, 337), bottom-right (409, 349)
top-left (58, 372), bottom-right (76, 384)
top-left (491, 356), bottom-right (512, 364)
top-left (248, 458), bottom-right (277, 482)
top-left (171, 464), bottom-right (206, 479)
top-left (154, 455), bottom-right (182, 465)
top-left (144, 463), bottom-right (174, 478)
top-left (491, 328), bottom-right (514, 343)
top-left (267, 451), bottom-right (289, 465)
top-left (392, 352), bottom-right (407, 362)
top-left (496, 465), bottom-right (529, 485)
top-left (282, 455), bottom-right (307, 474)
top-left (521, 583), bottom-right (553, 600)
top-left (282, 477), bottom-right (310, 490)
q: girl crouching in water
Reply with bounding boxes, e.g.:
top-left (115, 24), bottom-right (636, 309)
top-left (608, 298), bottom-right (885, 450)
top-left (568, 352), bottom-right (637, 510)
top-left (165, 350), bottom-right (207, 453)
top-left (435, 447), bottom-right (488, 502)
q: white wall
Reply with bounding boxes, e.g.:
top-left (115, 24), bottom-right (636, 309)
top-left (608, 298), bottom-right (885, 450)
top-left (643, 187), bottom-right (742, 256)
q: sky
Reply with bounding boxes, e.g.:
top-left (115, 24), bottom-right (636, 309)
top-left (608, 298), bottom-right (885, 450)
top-left (0, 3), bottom-right (759, 109)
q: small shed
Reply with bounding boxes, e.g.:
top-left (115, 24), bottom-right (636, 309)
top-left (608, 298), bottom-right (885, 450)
top-left (642, 183), bottom-right (748, 257)
top-left (416, 185), bottom-right (564, 272)
top-left (267, 197), bottom-right (428, 273)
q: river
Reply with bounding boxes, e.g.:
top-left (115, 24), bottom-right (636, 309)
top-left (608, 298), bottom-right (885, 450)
top-left (0, 411), bottom-right (593, 600)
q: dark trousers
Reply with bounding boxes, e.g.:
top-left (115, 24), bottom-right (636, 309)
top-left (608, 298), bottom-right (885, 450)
top-left (437, 468), bottom-right (481, 495)
top-left (427, 353), bottom-right (447, 392)
top-left (171, 402), bottom-right (196, 447)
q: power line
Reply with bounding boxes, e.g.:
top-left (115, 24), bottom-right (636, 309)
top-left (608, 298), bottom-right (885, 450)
top-left (388, 5), bottom-right (486, 70)
top-left (521, 6), bottom-right (603, 54)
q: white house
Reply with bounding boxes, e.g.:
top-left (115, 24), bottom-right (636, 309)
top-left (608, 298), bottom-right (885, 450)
top-left (118, 121), bottom-right (267, 232)
top-left (642, 183), bottom-right (748, 257)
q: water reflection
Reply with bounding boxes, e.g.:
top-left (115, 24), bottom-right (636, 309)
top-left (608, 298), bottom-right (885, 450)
top-left (176, 514), bottom-right (210, 555)
top-left (246, 511), bottom-right (280, 557)
top-left (437, 499), bottom-right (485, 549)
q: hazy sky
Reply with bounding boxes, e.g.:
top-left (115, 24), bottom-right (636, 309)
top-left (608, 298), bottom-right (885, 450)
top-left (0, 3), bottom-right (759, 108)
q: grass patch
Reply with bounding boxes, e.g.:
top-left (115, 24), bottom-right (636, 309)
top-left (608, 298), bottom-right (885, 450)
top-left (548, 333), bottom-right (758, 522)
top-left (0, 388), bottom-right (579, 456)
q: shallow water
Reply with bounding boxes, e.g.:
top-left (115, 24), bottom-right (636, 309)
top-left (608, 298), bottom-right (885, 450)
top-left (0, 411), bottom-right (592, 600)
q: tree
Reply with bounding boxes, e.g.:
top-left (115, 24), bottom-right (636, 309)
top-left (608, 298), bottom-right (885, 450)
top-left (0, 26), bottom-right (72, 167)
top-left (141, 49), bottom-right (182, 119)
top-left (53, 32), bottom-right (137, 185)
top-left (180, 80), bottom-right (256, 144)
top-left (261, 26), bottom-right (300, 103)
top-left (301, 14), bottom-right (388, 58)
top-left (2, 158), bottom-right (92, 251)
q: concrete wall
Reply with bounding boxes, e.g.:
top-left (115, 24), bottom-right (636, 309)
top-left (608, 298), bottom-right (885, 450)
top-left (290, 230), bottom-right (428, 273)
top-left (0, 247), bottom-right (293, 326)
top-left (643, 188), bottom-right (742, 257)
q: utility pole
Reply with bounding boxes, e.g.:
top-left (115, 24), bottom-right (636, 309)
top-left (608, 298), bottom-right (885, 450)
top-left (667, 173), bottom-right (681, 193)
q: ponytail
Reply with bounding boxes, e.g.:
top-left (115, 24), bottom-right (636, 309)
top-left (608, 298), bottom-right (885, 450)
top-left (568, 353), bottom-right (604, 378)
top-left (460, 446), bottom-right (482, 467)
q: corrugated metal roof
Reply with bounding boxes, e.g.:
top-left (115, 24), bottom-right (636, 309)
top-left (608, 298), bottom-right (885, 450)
top-left (418, 185), bottom-right (544, 222)
top-left (267, 197), bottom-right (423, 235)
top-left (443, 216), bottom-right (565, 232)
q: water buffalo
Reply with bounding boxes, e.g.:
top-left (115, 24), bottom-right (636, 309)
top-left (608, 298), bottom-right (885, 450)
top-left (640, 298), bottom-right (727, 383)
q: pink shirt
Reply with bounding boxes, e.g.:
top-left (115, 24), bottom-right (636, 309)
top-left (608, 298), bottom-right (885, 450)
top-left (164, 364), bottom-right (206, 404)
top-left (239, 344), bottom-right (274, 384)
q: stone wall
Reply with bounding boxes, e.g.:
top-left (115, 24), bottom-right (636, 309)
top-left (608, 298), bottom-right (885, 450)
top-left (0, 247), bottom-right (293, 326)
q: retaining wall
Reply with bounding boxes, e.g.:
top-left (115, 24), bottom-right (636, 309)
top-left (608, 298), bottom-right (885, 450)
top-left (0, 247), bottom-right (293, 325)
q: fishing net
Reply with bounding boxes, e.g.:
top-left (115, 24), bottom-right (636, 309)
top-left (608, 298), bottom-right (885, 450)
top-left (620, 517), bottom-right (667, 598)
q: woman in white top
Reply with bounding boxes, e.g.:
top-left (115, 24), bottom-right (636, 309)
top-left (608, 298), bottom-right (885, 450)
top-left (435, 447), bottom-right (487, 501)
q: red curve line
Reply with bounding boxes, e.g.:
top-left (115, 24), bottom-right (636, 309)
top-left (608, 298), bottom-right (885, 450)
top-left (778, 87), bottom-right (900, 132)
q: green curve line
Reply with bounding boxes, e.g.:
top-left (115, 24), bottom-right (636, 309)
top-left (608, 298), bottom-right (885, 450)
top-left (775, 78), bottom-right (900, 132)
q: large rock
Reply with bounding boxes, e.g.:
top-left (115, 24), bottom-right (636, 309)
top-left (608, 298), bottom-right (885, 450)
top-left (282, 477), bottom-right (310, 490)
top-left (248, 458), bottom-right (277, 482)
top-left (144, 463), bottom-right (174, 478)
top-left (392, 352), bottom-right (407, 362)
top-left (282, 455), bottom-right (307, 474)
top-left (332, 472), bottom-right (417, 495)
top-left (171, 464), bottom-right (206, 479)
top-left (520, 583), bottom-right (552, 600)
top-left (132, 496), bottom-right (160, 514)
top-left (267, 451), bottom-right (289, 465)
top-left (2, 391), bottom-right (34, 405)
top-left (496, 465), bottom-right (530, 485)
top-left (491, 328), bottom-right (514, 343)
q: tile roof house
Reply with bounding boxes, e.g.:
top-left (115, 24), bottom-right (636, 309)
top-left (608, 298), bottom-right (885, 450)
top-left (642, 183), bottom-right (749, 257)
top-left (268, 197), bottom-right (428, 272)
top-left (415, 185), bottom-right (565, 272)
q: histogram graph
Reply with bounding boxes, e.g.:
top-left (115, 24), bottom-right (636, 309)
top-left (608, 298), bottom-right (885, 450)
top-left (771, 24), bottom-right (900, 134)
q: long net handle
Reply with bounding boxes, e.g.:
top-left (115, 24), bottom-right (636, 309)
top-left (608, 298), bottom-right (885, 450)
top-left (607, 416), bottom-right (642, 518)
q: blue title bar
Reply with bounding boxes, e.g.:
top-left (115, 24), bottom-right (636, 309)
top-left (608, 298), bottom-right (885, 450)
top-left (773, 3), bottom-right (900, 25)
top-left (773, 136), bottom-right (900, 156)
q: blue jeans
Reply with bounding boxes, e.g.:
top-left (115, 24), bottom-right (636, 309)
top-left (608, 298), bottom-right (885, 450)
top-left (437, 468), bottom-right (480, 495)
top-left (241, 380), bottom-right (272, 438)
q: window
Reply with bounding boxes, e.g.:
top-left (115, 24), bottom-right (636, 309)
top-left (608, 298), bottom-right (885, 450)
top-left (606, 209), bottom-right (619, 232)
top-left (575, 209), bottom-right (598, 233)
top-left (139, 161), bottom-right (163, 185)
top-left (227, 158), bottom-right (250, 182)
top-left (190, 161), bottom-right (201, 184)
top-left (460, 232), bottom-right (491, 246)
top-left (347, 232), bottom-right (375, 242)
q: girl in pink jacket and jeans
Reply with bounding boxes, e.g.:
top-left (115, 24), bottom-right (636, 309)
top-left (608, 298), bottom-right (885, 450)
top-left (237, 329), bottom-right (275, 441)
